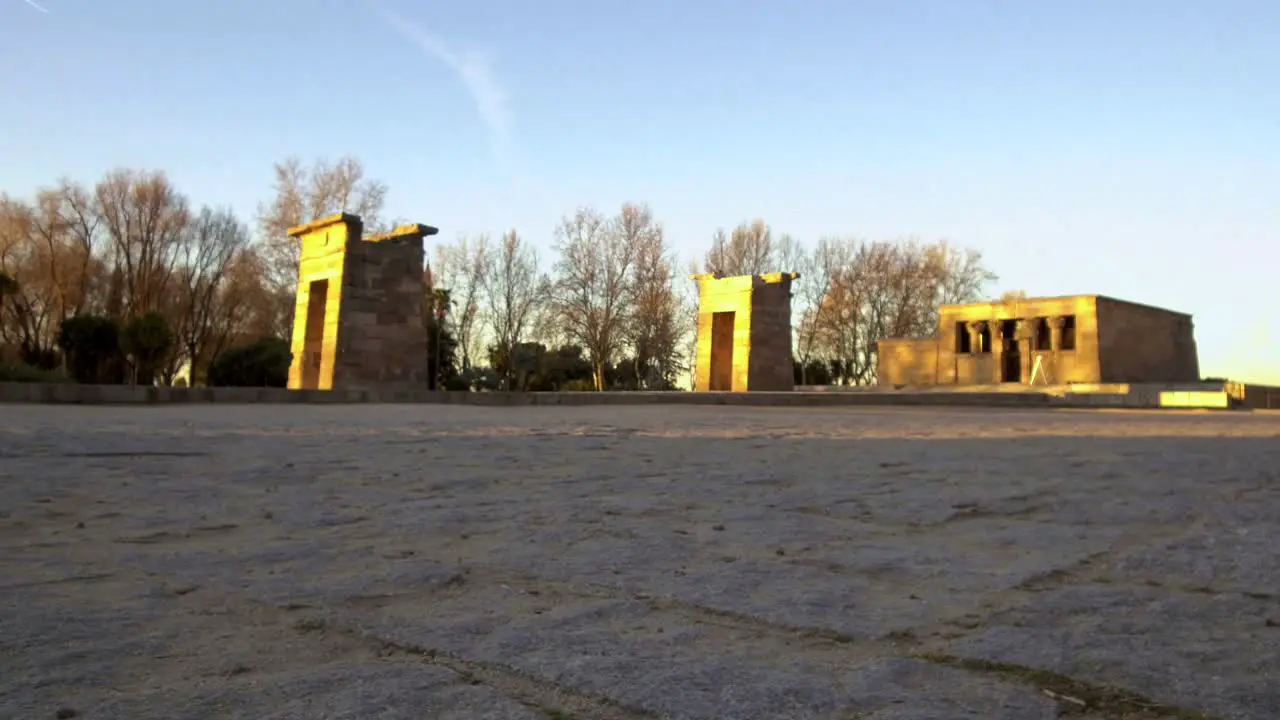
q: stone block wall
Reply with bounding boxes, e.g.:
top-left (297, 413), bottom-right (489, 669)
top-left (1227, 382), bottom-right (1280, 409)
top-left (877, 338), bottom-right (939, 386)
top-left (746, 280), bottom-right (794, 391)
top-left (334, 228), bottom-right (432, 389)
top-left (691, 272), bottom-right (797, 392)
top-left (286, 214), bottom-right (438, 391)
top-left (1095, 297), bottom-right (1200, 382)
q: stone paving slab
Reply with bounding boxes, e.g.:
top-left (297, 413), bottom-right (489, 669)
top-left (91, 664), bottom-right (548, 720)
top-left (957, 587), bottom-right (1278, 719)
top-left (1, 405), bottom-right (1277, 719)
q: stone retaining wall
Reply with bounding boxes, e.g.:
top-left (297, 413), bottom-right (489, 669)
top-left (0, 382), bottom-right (1054, 408)
top-left (2, 382), bottom-right (1252, 409)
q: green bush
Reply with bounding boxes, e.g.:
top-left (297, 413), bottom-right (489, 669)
top-left (793, 358), bottom-right (834, 386)
top-left (0, 362), bottom-right (69, 384)
top-left (442, 376), bottom-right (470, 391)
top-left (57, 314), bottom-right (122, 384)
top-left (208, 338), bottom-right (292, 387)
top-left (17, 346), bottom-right (59, 371)
top-left (121, 311), bottom-right (174, 385)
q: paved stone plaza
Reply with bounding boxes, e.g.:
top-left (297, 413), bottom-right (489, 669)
top-left (1, 405), bottom-right (1277, 719)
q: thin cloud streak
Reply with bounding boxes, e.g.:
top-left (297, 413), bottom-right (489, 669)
top-left (371, 3), bottom-right (512, 162)
top-left (23, 0), bottom-right (50, 13)
top-left (366, 1), bottom-right (563, 218)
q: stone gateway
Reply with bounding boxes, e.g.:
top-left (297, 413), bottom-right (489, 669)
top-left (690, 272), bottom-right (798, 392)
top-left (286, 213), bottom-right (438, 391)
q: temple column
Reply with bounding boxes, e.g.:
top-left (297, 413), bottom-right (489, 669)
top-left (1015, 319), bottom-right (1034, 382)
top-left (962, 319), bottom-right (983, 356)
top-left (959, 321), bottom-right (985, 384)
top-left (1014, 319), bottom-right (1034, 344)
top-left (987, 320), bottom-right (1002, 383)
top-left (965, 321), bottom-right (984, 353)
top-left (1047, 316), bottom-right (1066, 350)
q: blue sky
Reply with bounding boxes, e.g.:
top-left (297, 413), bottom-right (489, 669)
top-left (2, 0), bottom-right (1277, 383)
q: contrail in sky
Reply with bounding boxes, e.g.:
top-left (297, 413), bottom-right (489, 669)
top-left (370, 2), bottom-right (512, 162)
top-left (366, 1), bottom-right (561, 212)
top-left (23, 0), bottom-right (50, 13)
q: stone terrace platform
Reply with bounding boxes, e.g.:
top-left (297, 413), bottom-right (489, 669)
top-left (1, 405), bottom-right (1277, 719)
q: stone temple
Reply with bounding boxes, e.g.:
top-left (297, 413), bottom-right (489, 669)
top-left (876, 294), bottom-right (1200, 387)
top-left (690, 272), bottom-right (798, 392)
top-left (286, 213), bottom-right (438, 391)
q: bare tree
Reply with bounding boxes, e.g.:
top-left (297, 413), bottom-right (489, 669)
top-left (26, 180), bottom-right (102, 321)
top-left (550, 205), bottom-right (642, 390)
top-left (0, 196), bottom-right (54, 362)
top-left (95, 169), bottom-right (191, 321)
top-left (167, 207), bottom-right (249, 383)
top-left (628, 211), bottom-right (684, 389)
top-left (930, 241), bottom-right (997, 306)
top-left (812, 239), bottom-right (868, 384)
top-left (256, 156), bottom-right (390, 336)
top-left (432, 233), bottom-right (490, 370)
top-left (1, 166), bottom-right (355, 382)
top-left (482, 230), bottom-right (541, 390)
top-left (206, 246), bottom-right (279, 358)
top-left (810, 238), bottom-right (997, 385)
top-left (257, 156), bottom-right (390, 284)
top-left (898, 240), bottom-right (997, 337)
top-left (785, 236), bottom-right (840, 384)
top-left (0, 179), bottom-right (110, 364)
top-left (703, 219), bottom-right (776, 276)
top-left (776, 233), bottom-right (803, 275)
top-left (681, 255), bottom-right (701, 390)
